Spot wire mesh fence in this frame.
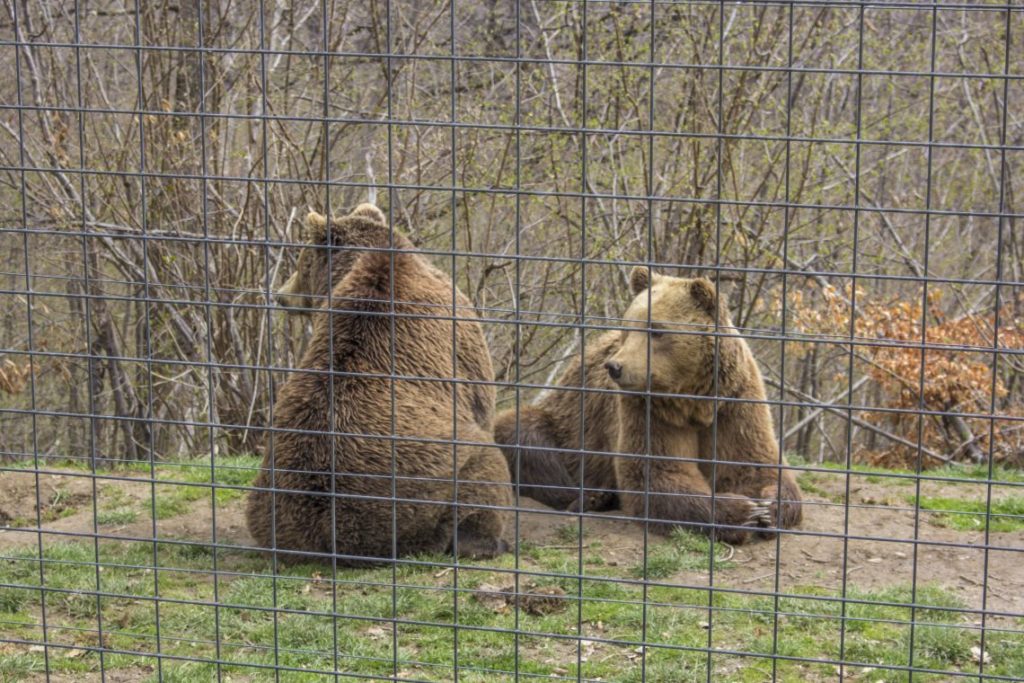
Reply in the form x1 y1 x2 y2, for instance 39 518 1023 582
1 0 1023 681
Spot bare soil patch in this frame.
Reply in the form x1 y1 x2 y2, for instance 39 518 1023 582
514 478 1024 624
0 468 249 552
25 666 158 682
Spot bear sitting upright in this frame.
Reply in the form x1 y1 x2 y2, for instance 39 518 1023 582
246 204 512 564
494 267 802 544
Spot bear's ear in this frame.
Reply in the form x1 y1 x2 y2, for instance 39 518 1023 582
690 278 720 316
629 266 659 295
305 210 327 230
304 210 328 243
349 203 387 224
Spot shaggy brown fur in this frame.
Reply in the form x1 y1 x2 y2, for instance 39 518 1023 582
246 205 512 564
494 267 802 544
274 204 496 432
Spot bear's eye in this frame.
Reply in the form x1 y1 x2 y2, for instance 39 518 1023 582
650 330 665 340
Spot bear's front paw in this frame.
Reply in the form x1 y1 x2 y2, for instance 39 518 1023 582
751 484 778 529
711 493 764 545
753 483 801 536
750 502 773 526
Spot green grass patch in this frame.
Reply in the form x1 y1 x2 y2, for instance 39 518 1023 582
789 454 1024 486
632 529 735 579
96 508 139 525
910 495 1024 532
2 537 1023 681
795 471 847 502
0 586 31 613
554 521 581 544
151 455 261 519
4 456 154 474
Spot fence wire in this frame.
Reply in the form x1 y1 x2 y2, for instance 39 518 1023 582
1 1 1023 682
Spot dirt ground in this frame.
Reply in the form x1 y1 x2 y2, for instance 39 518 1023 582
0 469 249 552
27 667 161 683
516 480 1024 627
1 467 1022 626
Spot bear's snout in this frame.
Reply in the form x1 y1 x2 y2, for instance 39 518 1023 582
275 271 306 311
274 290 301 310
604 360 623 381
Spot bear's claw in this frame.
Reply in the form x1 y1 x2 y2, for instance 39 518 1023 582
748 501 774 527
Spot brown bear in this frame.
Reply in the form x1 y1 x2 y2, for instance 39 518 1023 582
274 204 497 432
246 204 512 564
494 267 802 544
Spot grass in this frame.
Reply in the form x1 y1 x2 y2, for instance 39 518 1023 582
790 455 1024 487
1 456 1023 681
5 455 262 527
795 456 1024 521
632 528 735 579
909 495 1024 532
554 522 581 544
795 472 846 503
95 508 139 526
149 454 259 519
3 536 1021 681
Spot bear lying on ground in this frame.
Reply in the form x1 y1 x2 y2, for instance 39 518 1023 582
246 204 512 564
494 267 802 544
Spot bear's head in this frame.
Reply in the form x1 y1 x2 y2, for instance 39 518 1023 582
276 203 404 312
604 267 737 400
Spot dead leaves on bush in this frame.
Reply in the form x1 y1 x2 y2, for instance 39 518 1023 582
0 359 30 395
